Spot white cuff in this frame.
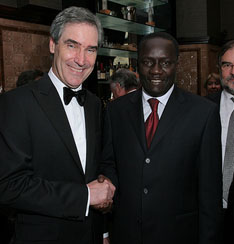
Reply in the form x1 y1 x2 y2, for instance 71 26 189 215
85 185 90 216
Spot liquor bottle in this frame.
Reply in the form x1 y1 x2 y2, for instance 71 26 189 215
106 65 110 80
109 59 114 77
100 63 106 80
97 62 101 80
102 0 108 10
99 0 110 15
147 2 155 26
148 2 154 23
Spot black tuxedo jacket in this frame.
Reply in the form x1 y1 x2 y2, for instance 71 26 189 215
0 74 103 244
101 87 223 244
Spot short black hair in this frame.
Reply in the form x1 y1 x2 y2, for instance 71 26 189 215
16 69 44 87
138 32 179 60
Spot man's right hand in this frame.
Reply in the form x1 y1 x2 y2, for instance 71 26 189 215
87 178 115 206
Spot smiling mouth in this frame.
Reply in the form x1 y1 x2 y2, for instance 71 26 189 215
69 65 84 73
151 79 162 84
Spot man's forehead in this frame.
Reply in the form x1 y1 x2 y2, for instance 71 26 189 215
59 23 98 46
222 47 234 59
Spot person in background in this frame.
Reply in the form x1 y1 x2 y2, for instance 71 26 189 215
16 69 44 87
206 39 234 244
109 68 139 100
204 72 222 95
0 6 115 244
99 32 223 244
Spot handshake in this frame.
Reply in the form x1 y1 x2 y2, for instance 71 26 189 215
87 175 116 213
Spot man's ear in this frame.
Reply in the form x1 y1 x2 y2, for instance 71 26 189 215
49 38 55 54
115 83 121 95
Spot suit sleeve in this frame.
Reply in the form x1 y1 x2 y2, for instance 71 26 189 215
0 92 88 221
198 104 223 244
99 105 118 189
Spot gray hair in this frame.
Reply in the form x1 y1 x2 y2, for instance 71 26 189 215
50 6 103 46
109 68 139 91
218 39 234 66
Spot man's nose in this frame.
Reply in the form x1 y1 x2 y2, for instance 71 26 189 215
150 62 163 74
74 49 86 66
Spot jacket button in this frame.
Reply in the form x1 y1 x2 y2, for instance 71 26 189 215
145 158 150 164
143 188 148 194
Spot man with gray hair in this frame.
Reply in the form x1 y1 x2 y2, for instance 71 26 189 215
109 68 139 100
206 39 234 244
0 6 115 244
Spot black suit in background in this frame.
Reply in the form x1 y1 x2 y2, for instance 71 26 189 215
206 91 222 106
0 74 103 244
206 91 234 244
100 87 223 244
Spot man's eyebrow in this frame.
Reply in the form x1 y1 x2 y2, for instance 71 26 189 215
64 39 78 44
64 39 97 50
88 45 98 50
221 61 232 64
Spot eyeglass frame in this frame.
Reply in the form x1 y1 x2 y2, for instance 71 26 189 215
220 61 234 71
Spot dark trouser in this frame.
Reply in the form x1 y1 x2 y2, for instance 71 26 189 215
0 214 14 244
223 208 234 244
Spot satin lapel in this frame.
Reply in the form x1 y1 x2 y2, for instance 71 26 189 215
32 75 85 175
151 86 186 148
128 90 148 153
83 92 98 179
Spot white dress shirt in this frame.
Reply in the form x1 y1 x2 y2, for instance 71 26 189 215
142 84 174 121
220 90 234 208
48 68 90 215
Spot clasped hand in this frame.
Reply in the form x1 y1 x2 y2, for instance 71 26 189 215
87 175 115 213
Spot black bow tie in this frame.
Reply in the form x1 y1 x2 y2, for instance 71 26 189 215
63 87 86 106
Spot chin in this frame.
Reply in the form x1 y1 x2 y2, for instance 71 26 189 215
147 90 162 97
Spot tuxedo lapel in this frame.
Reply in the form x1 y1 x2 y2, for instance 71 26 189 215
150 86 186 148
32 75 85 175
128 90 148 152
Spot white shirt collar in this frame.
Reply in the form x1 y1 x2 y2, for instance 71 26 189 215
222 89 234 102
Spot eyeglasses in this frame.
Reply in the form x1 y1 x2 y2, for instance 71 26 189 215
221 62 234 71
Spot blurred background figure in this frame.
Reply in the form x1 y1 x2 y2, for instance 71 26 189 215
16 69 44 87
109 68 140 100
204 72 222 95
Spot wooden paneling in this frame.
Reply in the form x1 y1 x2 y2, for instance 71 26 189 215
177 43 220 96
0 18 50 92
177 49 199 94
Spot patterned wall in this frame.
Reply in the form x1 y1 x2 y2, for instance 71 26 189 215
177 50 199 94
177 44 220 96
0 18 50 92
